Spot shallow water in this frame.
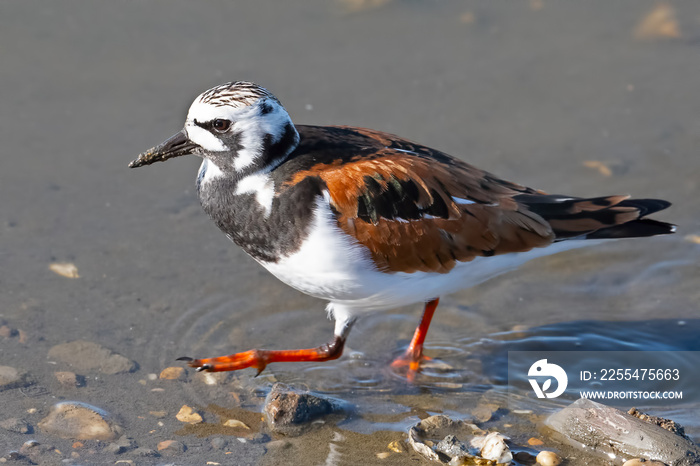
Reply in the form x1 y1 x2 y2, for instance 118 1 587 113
2 1 700 464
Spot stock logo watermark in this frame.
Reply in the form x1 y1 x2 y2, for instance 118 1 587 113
528 359 568 399
508 351 698 407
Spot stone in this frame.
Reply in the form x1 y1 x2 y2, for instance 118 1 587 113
175 405 203 424
387 440 407 453
263 383 343 436
471 404 495 423
54 371 84 388
0 418 32 434
210 437 228 450
536 450 562 466
48 262 79 278
38 401 122 440
545 398 700 466
105 436 135 454
18 440 58 464
0 325 16 338
159 366 186 380
132 447 159 457
223 419 249 429
104 443 126 454
47 340 137 374
0 366 31 390
193 370 231 385
157 440 186 456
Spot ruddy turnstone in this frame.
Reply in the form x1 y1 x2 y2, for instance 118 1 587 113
130 81 674 380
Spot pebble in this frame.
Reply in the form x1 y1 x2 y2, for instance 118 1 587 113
193 370 230 385
0 366 31 390
210 437 228 450
157 440 186 456
387 440 406 453
623 460 668 466
104 443 126 454
17 440 59 464
48 340 137 374
159 366 186 380
175 405 203 424
38 401 122 440
223 419 250 429
471 405 494 423
3 452 32 465
48 262 80 278
0 325 16 338
536 450 563 466
376 452 391 459
54 371 83 388
0 418 32 434
105 436 135 454
132 447 159 457
528 437 545 446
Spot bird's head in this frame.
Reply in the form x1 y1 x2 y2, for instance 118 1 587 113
129 81 299 177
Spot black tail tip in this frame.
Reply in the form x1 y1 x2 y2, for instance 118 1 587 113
586 219 676 240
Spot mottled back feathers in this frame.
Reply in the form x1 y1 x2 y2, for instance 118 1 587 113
272 126 673 274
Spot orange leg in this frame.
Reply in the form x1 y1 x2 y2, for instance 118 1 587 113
178 335 346 375
391 298 439 382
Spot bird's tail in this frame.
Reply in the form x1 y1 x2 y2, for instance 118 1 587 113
514 194 675 241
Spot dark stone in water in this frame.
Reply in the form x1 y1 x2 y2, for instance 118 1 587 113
263 383 346 436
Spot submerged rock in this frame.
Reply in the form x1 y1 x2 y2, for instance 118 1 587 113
263 383 345 436
545 398 700 466
38 401 122 440
47 340 137 374
0 365 32 390
157 439 186 456
54 371 84 388
0 417 33 434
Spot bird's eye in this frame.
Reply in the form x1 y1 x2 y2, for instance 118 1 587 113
212 119 231 132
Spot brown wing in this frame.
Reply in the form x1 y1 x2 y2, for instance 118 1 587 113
285 133 555 274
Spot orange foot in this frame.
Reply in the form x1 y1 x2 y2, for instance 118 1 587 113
391 348 433 382
177 335 346 375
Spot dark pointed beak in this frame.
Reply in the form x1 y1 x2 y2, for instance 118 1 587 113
129 130 200 168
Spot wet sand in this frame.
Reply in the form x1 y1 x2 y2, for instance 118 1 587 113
2 1 699 464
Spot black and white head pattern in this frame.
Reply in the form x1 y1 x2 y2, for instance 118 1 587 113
185 81 299 176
